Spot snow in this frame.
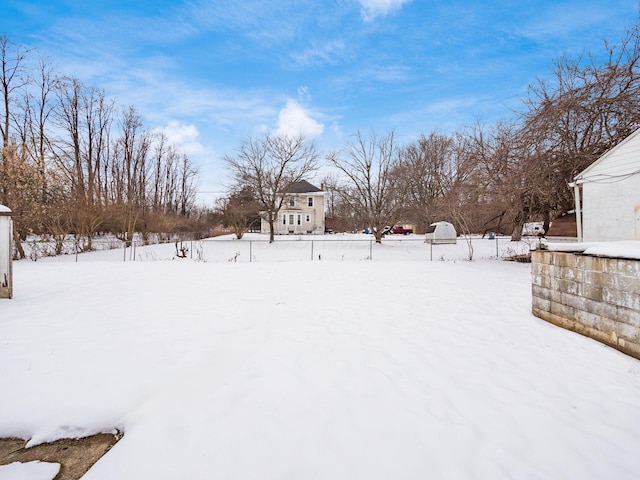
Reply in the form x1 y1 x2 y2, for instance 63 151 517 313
544 240 640 260
0 462 59 480
25 232 537 263
2 235 640 479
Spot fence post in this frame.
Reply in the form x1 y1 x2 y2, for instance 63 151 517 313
369 240 373 261
123 241 126 262
250 241 253 263
311 240 314 261
496 236 499 258
430 241 433 261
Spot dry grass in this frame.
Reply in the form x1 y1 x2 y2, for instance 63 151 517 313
0 432 121 480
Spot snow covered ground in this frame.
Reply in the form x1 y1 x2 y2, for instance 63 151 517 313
0 461 59 480
1 235 640 479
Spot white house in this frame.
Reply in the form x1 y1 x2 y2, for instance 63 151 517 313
261 180 325 235
572 128 640 242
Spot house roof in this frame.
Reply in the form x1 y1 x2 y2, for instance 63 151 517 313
575 127 640 184
282 180 322 194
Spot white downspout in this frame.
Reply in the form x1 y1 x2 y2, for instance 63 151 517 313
570 181 583 242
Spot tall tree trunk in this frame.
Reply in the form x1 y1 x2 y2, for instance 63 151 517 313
268 212 275 243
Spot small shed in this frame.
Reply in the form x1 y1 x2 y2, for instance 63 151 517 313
425 221 457 244
0 205 14 299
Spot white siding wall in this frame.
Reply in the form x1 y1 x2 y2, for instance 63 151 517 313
578 130 640 242
582 176 640 241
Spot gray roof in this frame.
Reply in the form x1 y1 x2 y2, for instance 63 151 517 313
283 180 322 193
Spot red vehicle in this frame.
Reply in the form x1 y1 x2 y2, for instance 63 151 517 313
391 225 413 235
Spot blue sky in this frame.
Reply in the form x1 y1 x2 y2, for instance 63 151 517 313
2 0 638 202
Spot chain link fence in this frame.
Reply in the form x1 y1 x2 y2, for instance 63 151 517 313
17 234 542 263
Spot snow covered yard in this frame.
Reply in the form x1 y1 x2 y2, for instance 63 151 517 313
1 237 640 479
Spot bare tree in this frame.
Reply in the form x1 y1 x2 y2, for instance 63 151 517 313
0 36 31 150
449 122 533 239
518 24 640 232
0 35 32 210
151 133 173 213
396 131 455 231
218 186 260 239
52 77 84 205
225 134 319 243
1 142 42 258
19 56 59 204
0 36 206 250
110 106 151 242
177 152 197 216
52 77 115 249
434 129 484 253
328 130 406 243
82 85 113 210
318 173 357 232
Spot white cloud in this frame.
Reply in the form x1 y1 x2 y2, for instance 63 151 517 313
297 86 311 103
154 121 206 156
289 40 348 67
358 0 411 22
274 99 324 138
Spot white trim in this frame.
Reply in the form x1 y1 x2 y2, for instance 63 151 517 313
572 183 583 242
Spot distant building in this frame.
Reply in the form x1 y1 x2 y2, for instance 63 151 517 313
545 212 577 242
572 128 640 242
425 221 457 244
261 180 325 235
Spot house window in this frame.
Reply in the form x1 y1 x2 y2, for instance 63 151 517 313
283 215 287 225
308 197 313 207
289 197 295 207
289 214 294 225
297 215 301 225
306 214 310 222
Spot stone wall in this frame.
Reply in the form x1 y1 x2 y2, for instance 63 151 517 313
531 250 640 359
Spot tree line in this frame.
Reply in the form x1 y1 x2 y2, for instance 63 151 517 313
4 23 640 253
223 25 640 243
0 35 201 258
